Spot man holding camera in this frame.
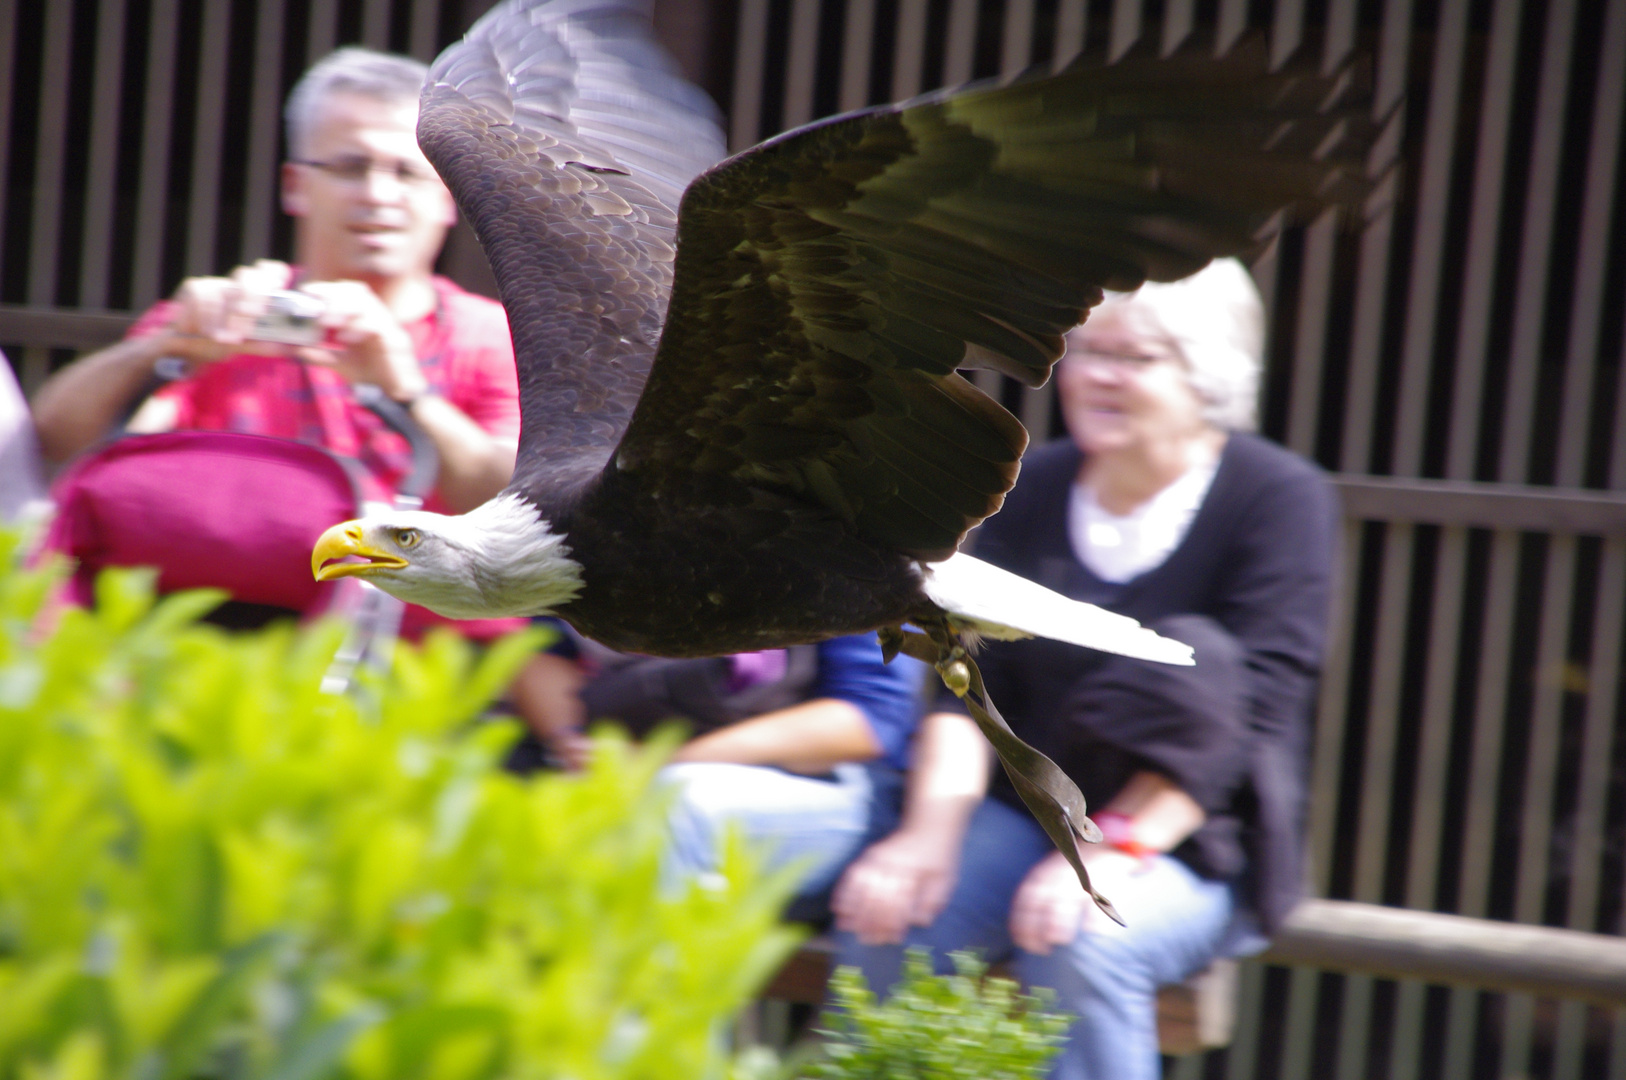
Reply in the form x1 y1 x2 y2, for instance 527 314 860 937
32 48 518 517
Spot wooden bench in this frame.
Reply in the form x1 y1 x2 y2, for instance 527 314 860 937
764 937 1240 1057
763 898 1626 1056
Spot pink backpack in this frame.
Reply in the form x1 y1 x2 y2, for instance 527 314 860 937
42 425 524 648
44 431 364 617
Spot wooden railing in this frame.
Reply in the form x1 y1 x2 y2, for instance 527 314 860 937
0 304 135 353
766 899 1626 1055
1266 901 1626 1009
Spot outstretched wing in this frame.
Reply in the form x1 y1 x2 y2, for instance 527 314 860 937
417 0 725 499
615 36 1381 560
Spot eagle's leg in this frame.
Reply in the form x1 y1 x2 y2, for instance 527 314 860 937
878 623 1125 926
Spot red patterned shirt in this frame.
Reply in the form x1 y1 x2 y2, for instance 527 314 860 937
130 273 521 514
125 273 526 640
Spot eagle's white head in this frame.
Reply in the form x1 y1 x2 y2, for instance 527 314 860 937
310 493 584 619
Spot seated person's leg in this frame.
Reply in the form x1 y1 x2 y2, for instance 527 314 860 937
833 797 1052 997
1017 854 1236 1080
662 760 896 906
511 630 924 921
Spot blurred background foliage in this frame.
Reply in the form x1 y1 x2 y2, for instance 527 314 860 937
0 530 803 1080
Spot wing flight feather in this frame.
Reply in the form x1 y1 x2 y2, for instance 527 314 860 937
424 0 1383 558
615 33 1385 559
417 0 726 500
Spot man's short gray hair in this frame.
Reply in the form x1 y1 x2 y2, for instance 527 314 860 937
284 47 429 158
1093 258 1266 432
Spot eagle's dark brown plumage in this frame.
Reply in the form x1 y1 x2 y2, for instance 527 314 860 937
318 0 1387 915
412 0 1378 652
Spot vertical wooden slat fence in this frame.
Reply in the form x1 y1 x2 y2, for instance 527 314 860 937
834 0 872 112
307 0 341 67
79 0 129 313
410 0 444 64
1052 0 1083 69
0 0 493 392
1444 0 1518 485
0 0 18 306
728 0 769 161
718 2 1626 1078
2 1 1624 1077
18 0 76 394
184 0 233 280
240 0 289 264
129 0 180 311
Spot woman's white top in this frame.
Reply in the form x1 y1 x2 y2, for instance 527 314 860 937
1068 460 1218 584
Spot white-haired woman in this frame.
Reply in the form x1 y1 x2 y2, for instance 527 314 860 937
830 259 1337 1080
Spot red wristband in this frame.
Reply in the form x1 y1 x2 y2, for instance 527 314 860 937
1093 811 1155 860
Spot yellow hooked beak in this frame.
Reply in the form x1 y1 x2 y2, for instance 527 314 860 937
312 520 410 581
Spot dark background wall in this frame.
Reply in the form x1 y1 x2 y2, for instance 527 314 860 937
2 2 1624 1078
0 0 734 384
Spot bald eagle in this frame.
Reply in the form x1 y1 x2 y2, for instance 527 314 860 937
312 0 1378 916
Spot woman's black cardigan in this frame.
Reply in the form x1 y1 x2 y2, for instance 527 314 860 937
948 433 1338 932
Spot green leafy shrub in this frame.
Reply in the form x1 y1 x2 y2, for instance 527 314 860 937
0 531 802 1080
806 950 1070 1080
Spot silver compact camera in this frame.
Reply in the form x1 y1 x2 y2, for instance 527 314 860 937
250 290 326 346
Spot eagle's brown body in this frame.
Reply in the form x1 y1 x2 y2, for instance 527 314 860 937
416 3 1378 661
319 0 1389 909
544 470 931 656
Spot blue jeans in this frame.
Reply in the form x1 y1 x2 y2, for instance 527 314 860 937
836 797 1238 1080
662 761 902 919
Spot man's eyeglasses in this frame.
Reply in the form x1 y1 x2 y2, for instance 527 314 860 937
294 156 441 186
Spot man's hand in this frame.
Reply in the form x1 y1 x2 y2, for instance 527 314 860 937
164 265 430 403
32 259 308 461
509 653 592 770
1008 846 1140 954
163 259 300 365
295 279 428 402
831 826 963 946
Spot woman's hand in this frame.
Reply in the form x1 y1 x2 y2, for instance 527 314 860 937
1009 846 1142 954
831 825 964 946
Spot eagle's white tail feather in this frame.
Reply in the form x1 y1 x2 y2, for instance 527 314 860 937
921 552 1195 665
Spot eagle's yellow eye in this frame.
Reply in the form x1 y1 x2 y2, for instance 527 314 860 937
396 529 420 548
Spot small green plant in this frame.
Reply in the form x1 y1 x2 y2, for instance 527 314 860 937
0 530 803 1080
807 950 1070 1080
